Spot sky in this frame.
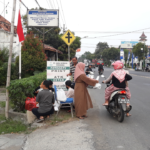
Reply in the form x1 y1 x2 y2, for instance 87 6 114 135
1 0 150 56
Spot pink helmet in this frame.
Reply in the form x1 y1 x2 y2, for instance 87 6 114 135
112 60 124 70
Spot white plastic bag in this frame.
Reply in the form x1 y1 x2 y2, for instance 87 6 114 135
57 89 67 102
93 83 101 89
96 76 99 81
63 76 71 85
53 101 60 111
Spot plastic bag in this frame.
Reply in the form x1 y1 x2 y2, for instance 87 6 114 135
93 83 101 89
63 76 71 85
96 76 99 81
53 101 60 111
57 89 67 102
25 97 37 111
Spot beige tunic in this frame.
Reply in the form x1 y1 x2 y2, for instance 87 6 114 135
74 74 98 117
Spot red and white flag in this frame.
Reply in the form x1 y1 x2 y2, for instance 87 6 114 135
17 10 24 42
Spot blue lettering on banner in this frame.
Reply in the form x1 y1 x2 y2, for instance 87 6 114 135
29 11 57 15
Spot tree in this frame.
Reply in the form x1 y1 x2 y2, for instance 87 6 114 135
133 42 148 61
94 42 109 59
20 32 47 77
102 47 120 66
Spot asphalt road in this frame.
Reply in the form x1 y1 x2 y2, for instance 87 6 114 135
85 67 150 150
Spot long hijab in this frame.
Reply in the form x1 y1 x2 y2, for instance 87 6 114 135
74 62 85 82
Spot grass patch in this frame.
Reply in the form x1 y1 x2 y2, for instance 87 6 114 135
0 114 27 134
45 109 76 126
0 101 5 108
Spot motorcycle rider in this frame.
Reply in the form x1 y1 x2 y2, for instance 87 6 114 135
98 63 104 74
85 65 92 75
102 60 132 117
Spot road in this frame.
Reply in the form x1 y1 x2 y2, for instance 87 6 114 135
85 67 150 150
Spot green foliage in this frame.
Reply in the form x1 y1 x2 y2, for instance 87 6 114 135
0 114 27 134
20 32 47 77
7 72 46 112
95 42 109 59
0 102 5 108
102 47 120 62
133 43 148 61
78 51 95 62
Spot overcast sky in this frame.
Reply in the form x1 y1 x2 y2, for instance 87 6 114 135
1 0 150 56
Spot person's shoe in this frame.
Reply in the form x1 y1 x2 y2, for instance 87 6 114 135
103 102 108 106
36 118 44 123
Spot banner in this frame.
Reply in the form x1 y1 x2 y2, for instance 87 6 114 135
76 48 81 52
47 61 70 91
127 51 130 60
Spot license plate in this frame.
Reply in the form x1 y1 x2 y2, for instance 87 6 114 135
118 98 129 103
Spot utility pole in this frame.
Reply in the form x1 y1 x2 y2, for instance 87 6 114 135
63 24 65 34
5 0 16 119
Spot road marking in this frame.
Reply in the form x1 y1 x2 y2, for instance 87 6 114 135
117 146 124 149
130 74 150 79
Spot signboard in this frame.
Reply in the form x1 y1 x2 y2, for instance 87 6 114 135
27 9 59 27
121 41 138 48
120 49 124 60
61 30 76 46
47 61 70 91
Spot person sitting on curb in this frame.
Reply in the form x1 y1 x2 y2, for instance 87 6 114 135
65 80 74 99
32 80 54 123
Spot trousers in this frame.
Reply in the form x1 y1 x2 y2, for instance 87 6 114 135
32 107 54 119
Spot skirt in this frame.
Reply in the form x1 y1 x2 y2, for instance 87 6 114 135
105 84 131 101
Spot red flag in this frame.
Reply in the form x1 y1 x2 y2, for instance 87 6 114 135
76 48 81 52
17 10 24 42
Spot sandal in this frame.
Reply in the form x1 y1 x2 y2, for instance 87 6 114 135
77 116 84 119
126 113 131 117
82 115 88 118
103 103 108 106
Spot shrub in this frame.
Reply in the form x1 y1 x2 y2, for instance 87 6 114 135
20 32 47 77
7 72 46 112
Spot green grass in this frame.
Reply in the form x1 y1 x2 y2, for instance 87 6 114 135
0 114 27 134
0 101 5 108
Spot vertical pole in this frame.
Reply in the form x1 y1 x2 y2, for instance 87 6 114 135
19 42 21 79
132 53 133 69
68 45 70 61
43 28 45 50
19 0 21 79
5 0 16 119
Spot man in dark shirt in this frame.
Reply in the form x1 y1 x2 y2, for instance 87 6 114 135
86 65 92 75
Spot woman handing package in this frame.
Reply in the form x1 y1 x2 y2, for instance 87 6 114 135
74 62 99 119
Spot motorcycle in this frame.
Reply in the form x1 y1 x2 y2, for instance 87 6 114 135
99 69 104 75
101 75 132 122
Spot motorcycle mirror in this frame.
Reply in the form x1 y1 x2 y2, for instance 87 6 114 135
101 75 105 78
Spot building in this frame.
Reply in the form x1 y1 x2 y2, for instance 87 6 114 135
0 15 18 56
44 44 63 61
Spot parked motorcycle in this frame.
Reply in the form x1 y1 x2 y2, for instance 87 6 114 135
101 75 132 122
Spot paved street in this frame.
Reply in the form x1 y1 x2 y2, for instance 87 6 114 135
85 67 150 150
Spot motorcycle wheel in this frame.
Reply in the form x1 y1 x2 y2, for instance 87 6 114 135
117 104 124 122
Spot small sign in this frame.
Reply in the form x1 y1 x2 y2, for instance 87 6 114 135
47 61 70 91
61 30 76 46
76 48 81 52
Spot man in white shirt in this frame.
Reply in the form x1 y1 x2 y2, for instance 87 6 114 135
65 80 74 99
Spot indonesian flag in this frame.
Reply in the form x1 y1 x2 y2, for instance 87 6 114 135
76 48 81 52
17 10 24 42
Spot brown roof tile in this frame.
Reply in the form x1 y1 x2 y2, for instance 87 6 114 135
44 44 63 54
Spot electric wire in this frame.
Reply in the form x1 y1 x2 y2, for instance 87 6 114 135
59 0 67 27
77 27 150 39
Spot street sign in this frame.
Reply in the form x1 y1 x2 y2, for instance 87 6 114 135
47 61 70 91
61 30 76 46
27 9 59 27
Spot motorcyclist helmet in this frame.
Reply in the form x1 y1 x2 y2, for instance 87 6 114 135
112 60 124 70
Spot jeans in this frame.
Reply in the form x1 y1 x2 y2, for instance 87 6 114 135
32 107 54 119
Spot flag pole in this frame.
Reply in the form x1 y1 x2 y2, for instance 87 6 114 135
19 0 21 79
5 0 17 119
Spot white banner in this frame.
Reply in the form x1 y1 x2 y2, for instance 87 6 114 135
27 10 59 27
47 61 70 91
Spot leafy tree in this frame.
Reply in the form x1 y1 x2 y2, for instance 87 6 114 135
94 42 109 59
20 32 47 77
102 47 120 66
133 42 148 61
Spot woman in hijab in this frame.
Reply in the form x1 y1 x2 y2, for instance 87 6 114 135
74 62 98 119
102 61 132 116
